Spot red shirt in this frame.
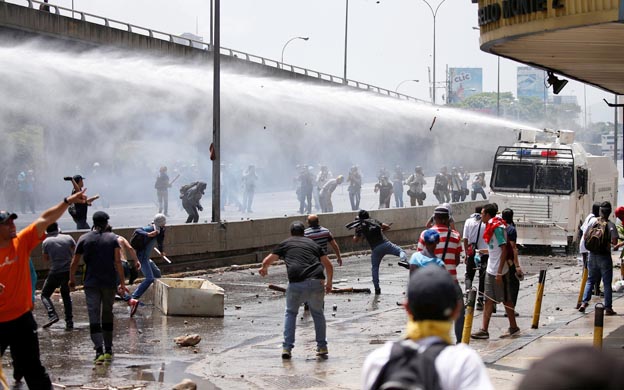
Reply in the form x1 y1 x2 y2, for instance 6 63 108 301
0 223 45 322
417 225 462 281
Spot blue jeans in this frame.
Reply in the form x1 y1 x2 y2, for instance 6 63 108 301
371 241 407 291
283 279 327 351
582 253 613 308
132 239 161 300
393 184 403 207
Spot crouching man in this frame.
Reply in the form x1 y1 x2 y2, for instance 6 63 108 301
259 221 333 360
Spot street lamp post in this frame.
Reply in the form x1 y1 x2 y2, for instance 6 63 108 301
211 0 221 223
280 36 309 70
344 0 349 84
395 79 419 93
421 0 448 105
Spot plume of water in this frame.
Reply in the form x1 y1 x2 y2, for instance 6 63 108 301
0 40 539 208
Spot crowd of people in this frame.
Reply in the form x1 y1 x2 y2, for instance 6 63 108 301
1 170 622 388
292 164 489 215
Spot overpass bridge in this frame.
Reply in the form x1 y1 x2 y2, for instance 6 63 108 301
0 0 427 104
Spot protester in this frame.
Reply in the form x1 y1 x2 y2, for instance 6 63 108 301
347 166 362 211
0 189 87 389
352 209 407 295
66 175 99 230
579 201 619 315
579 202 603 298
417 205 465 342
69 211 127 365
40 222 76 330
471 204 519 340
362 266 493 390
154 166 172 216
319 175 344 213
462 206 488 308
127 214 167 316
259 221 333 359
180 181 207 223
501 208 523 314
408 229 445 275
241 165 258 213
304 214 342 266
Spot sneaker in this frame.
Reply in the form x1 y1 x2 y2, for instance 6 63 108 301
42 315 59 329
397 260 410 270
65 321 74 331
579 303 588 313
317 347 329 359
374 288 381 295
129 298 140 317
94 353 106 365
500 327 521 338
103 352 113 363
471 329 490 340
281 348 292 360
605 308 618 316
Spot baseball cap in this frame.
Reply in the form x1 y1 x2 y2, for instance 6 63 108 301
423 229 440 244
616 206 624 220
0 211 17 224
358 209 370 220
92 211 110 228
434 205 450 215
407 265 458 321
73 174 85 182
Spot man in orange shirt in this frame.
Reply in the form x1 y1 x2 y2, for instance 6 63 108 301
0 190 87 389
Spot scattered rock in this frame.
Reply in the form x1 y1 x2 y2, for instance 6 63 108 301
184 320 188 325
172 378 197 390
333 304 338 311
235 305 242 310
174 334 202 347
250 272 255 275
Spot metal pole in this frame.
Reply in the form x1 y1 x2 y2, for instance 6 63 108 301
614 94 618 164
432 14 436 105
212 0 221 223
343 0 349 84
583 84 587 130
210 0 213 49
497 56 500 116
421 0 447 105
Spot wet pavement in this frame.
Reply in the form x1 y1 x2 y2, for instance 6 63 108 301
4 250 624 389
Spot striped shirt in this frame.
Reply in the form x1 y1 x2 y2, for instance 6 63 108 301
304 226 334 253
417 225 462 281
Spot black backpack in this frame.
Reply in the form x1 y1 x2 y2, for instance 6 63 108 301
371 340 447 390
129 229 147 251
584 219 610 253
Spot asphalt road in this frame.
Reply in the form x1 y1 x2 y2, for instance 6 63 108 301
5 249 621 389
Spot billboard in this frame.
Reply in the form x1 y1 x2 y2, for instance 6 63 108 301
448 68 482 104
517 66 546 100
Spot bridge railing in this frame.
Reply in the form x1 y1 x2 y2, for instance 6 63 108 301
4 0 428 104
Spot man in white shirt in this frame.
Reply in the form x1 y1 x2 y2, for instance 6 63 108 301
362 266 492 390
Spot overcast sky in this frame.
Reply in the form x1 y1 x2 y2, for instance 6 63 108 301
53 0 617 124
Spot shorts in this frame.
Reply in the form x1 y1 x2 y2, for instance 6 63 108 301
484 272 511 303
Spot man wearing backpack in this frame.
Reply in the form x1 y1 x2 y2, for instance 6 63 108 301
579 201 619 315
127 214 167 317
362 266 492 390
